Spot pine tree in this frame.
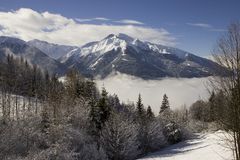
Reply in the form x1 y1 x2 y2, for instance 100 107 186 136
90 87 110 132
136 94 150 154
89 97 100 134
136 94 145 121
98 87 111 129
43 70 50 100
146 105 155 121
160 94 170 114
208 91 216 121
88 82 99 130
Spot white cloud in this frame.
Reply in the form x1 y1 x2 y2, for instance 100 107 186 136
187 22 226 32
187 23 212 28
0 8 176 46
114 19 144 25
75 18 143 25
75 17 110 22
75 18 92 22
94 17 110 21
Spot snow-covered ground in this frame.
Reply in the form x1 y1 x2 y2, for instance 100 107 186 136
139 131 233 160
0 94 42 119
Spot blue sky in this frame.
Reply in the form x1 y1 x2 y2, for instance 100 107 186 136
0 0 239 57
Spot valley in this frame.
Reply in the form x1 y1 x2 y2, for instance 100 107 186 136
95 73 210 113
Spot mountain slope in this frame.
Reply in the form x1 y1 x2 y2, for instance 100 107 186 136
0 36 67 75
61 33 226 79
28 39 78 59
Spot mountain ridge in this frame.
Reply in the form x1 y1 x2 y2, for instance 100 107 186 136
61 33 226 79
0 34 227 79
0 36 67 75
27 39 78 59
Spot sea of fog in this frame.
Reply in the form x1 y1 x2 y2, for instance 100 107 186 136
95 73 211 114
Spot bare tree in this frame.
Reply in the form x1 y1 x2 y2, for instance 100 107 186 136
212 22 240 160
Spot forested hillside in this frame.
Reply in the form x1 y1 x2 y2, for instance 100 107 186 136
0 54 203 160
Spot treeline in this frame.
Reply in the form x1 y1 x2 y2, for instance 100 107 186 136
0 54 65 123
189 91 224 123
0 55 192 160
0 54 48 98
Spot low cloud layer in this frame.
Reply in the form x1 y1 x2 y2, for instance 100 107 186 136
96 73 210 114
0 8 176 46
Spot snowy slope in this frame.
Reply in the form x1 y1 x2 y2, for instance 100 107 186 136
0 93 43 119
28 39 78 59
81 34 131 56
139 131 233 160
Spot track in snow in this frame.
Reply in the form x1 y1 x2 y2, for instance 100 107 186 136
139 131 233 160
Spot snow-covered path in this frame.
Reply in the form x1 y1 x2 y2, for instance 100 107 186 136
139 131 233 160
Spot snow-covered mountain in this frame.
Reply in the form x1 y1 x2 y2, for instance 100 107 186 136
0 34 227 79
28 39 78 59
61 33 227 79
0 36 67 75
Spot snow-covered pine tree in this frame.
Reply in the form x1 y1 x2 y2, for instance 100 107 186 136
136 94 145 122
208 91 216 121
97 87 111 130
159 94 170 114
100 114 139 160
146 105 155 121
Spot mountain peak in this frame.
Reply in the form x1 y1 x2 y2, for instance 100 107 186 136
104 34 115 39
116 33 134 42
78 33 137 56
29 39 49 44
104 33 135 43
